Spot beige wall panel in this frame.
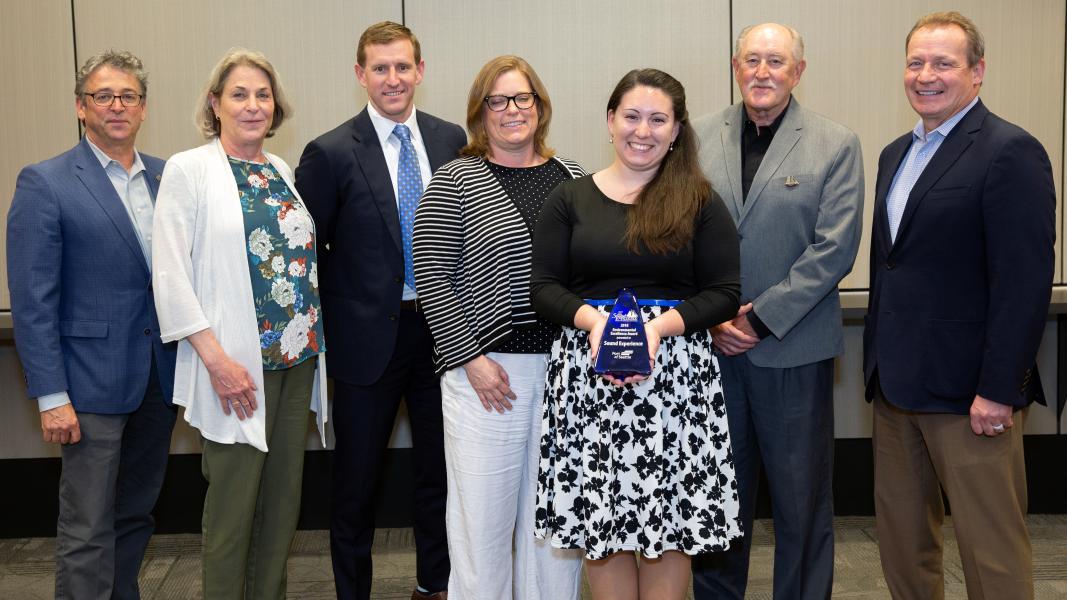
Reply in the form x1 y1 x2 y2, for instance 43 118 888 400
73 0 401 168
0 0 79 310
408 0 732 172
733 1 1065 288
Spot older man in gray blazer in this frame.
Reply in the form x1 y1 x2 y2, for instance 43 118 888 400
690 23 864 600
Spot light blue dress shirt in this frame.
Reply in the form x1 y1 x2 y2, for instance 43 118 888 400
86 138 155 264
886 96 979 242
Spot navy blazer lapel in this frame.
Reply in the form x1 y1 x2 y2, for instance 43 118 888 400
73 138 150 274
351 109 403 252
417 111 453 172
144 158 163 199
719 106 744 219
875 135 911 252
740 101 802 225
893 101 986 246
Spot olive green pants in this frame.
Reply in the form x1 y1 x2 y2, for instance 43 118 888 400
200 359 316 600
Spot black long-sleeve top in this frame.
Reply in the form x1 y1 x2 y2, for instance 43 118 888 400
531 175 741 334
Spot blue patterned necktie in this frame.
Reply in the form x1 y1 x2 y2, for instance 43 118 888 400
393 123 423 289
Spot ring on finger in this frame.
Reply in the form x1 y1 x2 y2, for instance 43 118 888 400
992 423 1006 433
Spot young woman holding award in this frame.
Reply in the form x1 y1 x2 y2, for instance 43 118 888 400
531 68 743 599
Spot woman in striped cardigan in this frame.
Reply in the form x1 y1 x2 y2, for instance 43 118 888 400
411 55 585 599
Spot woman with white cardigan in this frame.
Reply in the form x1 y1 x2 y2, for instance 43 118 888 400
152 48 326 600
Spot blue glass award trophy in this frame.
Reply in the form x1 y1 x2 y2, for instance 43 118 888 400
594 288 651 378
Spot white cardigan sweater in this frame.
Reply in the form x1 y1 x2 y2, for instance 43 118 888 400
153 139 327 451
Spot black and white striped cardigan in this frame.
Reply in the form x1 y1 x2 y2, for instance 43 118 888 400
412 155 586 373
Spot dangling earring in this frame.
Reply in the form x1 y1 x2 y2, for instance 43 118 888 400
669 142 675 152
609 136 614 144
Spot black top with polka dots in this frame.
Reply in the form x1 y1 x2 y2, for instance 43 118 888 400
485 159 569 354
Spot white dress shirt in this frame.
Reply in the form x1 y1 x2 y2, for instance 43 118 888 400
365 103 433 301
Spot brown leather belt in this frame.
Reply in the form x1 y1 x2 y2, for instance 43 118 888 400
400 299 421 312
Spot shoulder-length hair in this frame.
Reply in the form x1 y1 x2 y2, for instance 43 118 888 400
461 55 554 159
194 48 292 139
608 68 709 255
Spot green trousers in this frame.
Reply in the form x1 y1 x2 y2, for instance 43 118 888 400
200 358 316 600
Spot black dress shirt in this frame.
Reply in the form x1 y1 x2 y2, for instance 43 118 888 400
738 101 791 339
740 101 790 202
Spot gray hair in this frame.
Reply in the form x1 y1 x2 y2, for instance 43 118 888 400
74 50 148 97
195 47 292 139
734 23 805 63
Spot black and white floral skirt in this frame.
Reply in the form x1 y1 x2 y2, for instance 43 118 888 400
534 305 742 560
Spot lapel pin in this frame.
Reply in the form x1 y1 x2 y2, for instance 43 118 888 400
784 175 799 187
155 174 162 181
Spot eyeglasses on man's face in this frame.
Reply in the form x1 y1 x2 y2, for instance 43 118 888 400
83 91 144 107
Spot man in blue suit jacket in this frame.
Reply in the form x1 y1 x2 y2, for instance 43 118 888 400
864 12 1054 599
7 51 177 600
294 22 465 600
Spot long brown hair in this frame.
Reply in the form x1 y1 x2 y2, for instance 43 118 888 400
607 69 709 255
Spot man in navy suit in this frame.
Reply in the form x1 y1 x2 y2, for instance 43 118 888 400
864 11 1054 599
295 21 465 600
7 50 177 600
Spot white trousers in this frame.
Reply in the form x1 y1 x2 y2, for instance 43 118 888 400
442 352 583 600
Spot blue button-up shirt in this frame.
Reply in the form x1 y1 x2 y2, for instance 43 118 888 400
886 96 979 242
86 138 155 264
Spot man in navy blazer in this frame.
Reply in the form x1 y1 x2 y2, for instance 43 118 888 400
6 51 177 600
295 21 465 600
864 12 1054 599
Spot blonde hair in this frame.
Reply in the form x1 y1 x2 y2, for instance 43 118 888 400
195 48 291 139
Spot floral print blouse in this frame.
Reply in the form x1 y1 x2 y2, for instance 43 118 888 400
228 156 325 369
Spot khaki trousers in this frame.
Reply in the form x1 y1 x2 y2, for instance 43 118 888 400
201 359 316 600
872 395 1032 600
